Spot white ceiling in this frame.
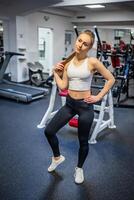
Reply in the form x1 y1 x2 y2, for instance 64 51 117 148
52 0 134 13
50 0 134 27
0 0 134 27
0 0 62 17
0 0 134 17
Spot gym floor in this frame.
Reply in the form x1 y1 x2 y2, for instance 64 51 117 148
0 93 134 200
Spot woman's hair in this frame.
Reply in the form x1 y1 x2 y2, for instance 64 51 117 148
80 30 95 48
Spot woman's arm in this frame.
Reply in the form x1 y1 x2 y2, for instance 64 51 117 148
93 58 115 100
84 58 115 103
53 63 69 90
52 52 75 90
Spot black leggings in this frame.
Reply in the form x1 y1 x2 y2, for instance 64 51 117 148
44 95 94 168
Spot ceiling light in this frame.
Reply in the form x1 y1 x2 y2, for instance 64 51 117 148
85 5 105 9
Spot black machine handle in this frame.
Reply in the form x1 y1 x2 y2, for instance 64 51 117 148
5 51 24 57
94 26 102 49
73 26 79 37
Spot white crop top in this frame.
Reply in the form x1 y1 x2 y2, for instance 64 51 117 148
67 58 93 91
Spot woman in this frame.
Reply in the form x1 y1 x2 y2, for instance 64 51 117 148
44 30 115 184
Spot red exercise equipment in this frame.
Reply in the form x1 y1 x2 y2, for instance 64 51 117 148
69 117 78 128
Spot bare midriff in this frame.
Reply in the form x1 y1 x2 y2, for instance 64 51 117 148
68 89 91 99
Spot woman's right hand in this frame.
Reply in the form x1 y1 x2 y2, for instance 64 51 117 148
53 62 65 73
53 62 65 78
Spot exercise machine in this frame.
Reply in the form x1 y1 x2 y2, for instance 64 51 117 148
112 34 134 108
37 82 116 144
0 51 48 102
27 62 51 88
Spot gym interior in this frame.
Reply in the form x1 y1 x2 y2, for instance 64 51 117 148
0 0 134 199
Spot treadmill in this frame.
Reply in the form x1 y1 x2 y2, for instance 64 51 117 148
0 51 48 102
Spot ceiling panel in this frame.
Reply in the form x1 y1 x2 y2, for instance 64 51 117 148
52 1 134 13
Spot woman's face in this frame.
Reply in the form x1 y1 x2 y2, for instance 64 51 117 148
75 33 92 54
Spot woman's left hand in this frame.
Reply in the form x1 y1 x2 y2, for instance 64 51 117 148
83 95 101 104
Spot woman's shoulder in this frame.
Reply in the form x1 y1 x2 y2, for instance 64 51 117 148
88 57 98 64
87 57 99 73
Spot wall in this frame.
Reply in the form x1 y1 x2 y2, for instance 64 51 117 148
2 12 74 82
25 12 74 72
3 17 18 81
24 11 74 81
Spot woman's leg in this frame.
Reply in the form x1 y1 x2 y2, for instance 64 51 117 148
44 104 75 157
77 104 94 168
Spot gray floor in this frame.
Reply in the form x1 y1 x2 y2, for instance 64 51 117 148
0 94 134 200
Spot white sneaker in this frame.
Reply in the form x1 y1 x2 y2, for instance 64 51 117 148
48 155 65 172
74 167 84 184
